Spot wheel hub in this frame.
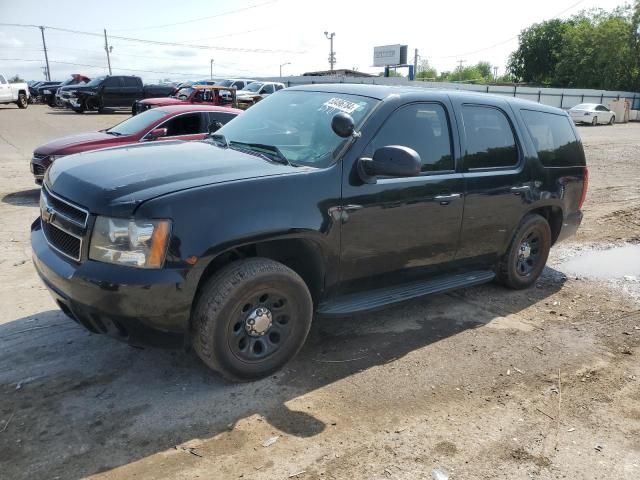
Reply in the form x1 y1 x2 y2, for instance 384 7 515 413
245 307 273 337
519 241 532 260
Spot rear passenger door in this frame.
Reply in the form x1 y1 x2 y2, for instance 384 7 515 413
452 99 531 266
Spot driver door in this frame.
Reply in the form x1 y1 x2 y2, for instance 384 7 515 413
339 101 464 290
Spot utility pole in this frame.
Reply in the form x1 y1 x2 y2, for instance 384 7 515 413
39 26 51 81
457 59 466 81
279 62 291 78
210 59 214 80
104 29 112 75
324 31 335 71
414 48 418 76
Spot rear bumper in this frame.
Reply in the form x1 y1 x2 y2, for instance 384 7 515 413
556 211 583 243
31 220 192 347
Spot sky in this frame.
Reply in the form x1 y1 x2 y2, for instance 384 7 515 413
0 0 630 83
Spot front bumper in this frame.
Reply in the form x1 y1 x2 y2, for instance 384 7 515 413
31 219 192 347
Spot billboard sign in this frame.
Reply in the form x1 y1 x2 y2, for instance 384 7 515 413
373 44 408 67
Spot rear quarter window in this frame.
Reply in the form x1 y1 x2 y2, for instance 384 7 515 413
521 109 585 167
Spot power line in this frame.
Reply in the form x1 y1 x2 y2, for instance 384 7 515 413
109 0 277 31
0 23 304 54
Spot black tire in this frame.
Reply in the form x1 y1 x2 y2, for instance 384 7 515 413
192 258 313 381
591 116 598 126
73 101 85 114
496 213 551 290
16 94 27 109
609 115 615 125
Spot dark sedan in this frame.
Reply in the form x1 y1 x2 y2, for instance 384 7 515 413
30 105 241 183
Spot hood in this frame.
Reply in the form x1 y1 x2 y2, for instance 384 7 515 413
59 84 83 93
138 97 185 106
46 140 302 217
34 131 129 156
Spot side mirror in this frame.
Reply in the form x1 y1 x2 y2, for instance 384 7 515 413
331 112 355 138
148 127 168 140
357 146 422 183
208 121 224 134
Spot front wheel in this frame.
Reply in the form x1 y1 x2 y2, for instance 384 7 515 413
591 116 598 126
16 94 27 109
192 258 313 381
496 213 551 290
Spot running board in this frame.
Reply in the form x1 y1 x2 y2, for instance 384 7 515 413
317 270 495 317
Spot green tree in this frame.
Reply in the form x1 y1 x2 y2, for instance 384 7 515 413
507 19 569 84
416 59 438 80
8 75 24 83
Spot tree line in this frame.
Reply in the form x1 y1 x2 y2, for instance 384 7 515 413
414 2 640 91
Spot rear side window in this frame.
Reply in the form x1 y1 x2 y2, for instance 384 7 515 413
123 77 139 87
208 111 236 125
461 105 518 169
521 110 584 167
104 77 121 87
365 103 454 173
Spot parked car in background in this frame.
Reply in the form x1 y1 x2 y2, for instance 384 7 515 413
32 85 587 381
569 103 616 125
30 104 241 182
29 81 58 102
133 85 239 114
40 74 90 107
69 75 175 113
217 78 256 101
0 74 29 108
235 81 285 106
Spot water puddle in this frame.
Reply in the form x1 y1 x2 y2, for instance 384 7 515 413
560 245 640 281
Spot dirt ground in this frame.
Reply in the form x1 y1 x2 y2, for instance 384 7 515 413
0 104 639 480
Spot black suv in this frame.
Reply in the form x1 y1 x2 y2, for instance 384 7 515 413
32 85 587 381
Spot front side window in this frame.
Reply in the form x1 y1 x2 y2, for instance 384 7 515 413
461 105 518 169
521 110 584 167
103 77 121 87
262 84 275 94
85 76 106 87
216 90 377 167
163 113 204 136
363 103 454 173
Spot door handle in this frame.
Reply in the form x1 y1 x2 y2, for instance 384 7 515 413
434 193 462 205
343 204 363 212
510 185 531 195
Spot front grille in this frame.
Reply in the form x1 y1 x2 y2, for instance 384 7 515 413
32 164 46 176
32 153 47 161
42 186 89 227
42 220 82 261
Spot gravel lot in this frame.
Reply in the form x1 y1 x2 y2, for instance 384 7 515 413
0 104 639 480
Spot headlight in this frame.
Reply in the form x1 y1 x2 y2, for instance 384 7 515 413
89 216 171 268
48 155 65 162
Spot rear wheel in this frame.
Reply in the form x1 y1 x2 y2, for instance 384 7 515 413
608 115 615 125
496 214 551 290
16 94 27 109
591 116 598 126
192 258 313 381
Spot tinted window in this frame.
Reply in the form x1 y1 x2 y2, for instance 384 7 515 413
521 110 584 167
263 84 275 94
275 84 284 91
163 113 204 136
462 105 518 169
365 103 454 173
595 105 608 112
123 77 139 87
207 111 237 126
103 77 121 87
0 75 6 84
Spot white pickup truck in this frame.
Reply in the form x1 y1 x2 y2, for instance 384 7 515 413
0 74 29 109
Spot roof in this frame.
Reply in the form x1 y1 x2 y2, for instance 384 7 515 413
154 104 243 115
192 85 237 91
286 83 566 114
303 69 376 78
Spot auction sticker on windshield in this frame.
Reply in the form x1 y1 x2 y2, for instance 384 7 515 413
319 97 361 114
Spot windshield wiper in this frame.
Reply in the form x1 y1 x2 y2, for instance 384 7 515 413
105 130 122 136
229 141 291 165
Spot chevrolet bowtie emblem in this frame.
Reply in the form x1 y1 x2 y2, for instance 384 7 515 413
42 205 56 223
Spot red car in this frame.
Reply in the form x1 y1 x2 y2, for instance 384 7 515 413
133 85 240 115
31 104 241 183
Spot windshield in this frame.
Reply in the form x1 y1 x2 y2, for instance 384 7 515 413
244 82 263 92
216 90 377 167
60 77 75 86
85 76 106 87
218 80 234 87
107 109 167 136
